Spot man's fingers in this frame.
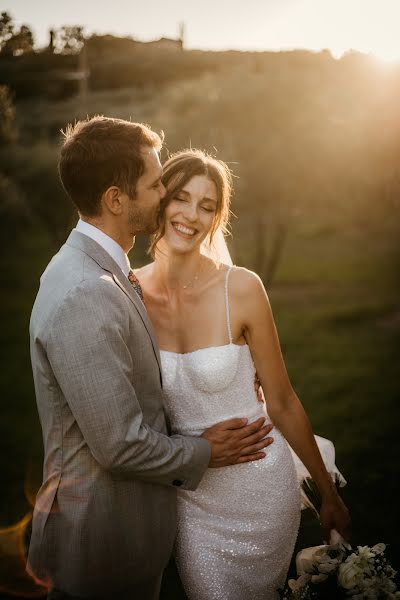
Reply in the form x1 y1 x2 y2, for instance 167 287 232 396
240 437 273 456
237 424 273 446
205 417 275 468
236 452 266 464
239 431 273 451
235 418 270 440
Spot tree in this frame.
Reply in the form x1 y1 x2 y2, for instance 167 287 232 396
0 11 13 52
55 26 84 54
2 24 34 56
0 85 16 145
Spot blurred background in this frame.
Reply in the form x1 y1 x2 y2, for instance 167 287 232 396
0 0 399 597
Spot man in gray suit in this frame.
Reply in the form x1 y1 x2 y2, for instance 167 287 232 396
28 117 273 600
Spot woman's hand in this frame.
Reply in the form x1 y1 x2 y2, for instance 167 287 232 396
320 493 352 543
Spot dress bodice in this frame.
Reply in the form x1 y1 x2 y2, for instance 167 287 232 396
161 343 268 435
160 267 269 436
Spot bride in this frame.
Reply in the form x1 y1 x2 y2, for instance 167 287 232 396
135 149 351 600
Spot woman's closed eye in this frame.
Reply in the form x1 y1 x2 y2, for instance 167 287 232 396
172 195 215 212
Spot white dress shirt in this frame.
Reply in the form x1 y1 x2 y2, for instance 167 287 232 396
75 219 131 277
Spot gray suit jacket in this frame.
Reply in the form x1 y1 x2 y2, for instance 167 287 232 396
28 230 211 597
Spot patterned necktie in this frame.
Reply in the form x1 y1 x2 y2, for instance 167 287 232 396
128 269 145 303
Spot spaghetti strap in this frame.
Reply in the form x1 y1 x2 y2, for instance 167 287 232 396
224 266 233 344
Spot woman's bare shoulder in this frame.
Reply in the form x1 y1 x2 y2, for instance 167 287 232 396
228 266 265 297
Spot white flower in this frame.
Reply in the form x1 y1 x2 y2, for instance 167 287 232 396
357 546 375 561
338 558 361 589
343 552 362 570
372 542 386 555
339 548 375 585
296 545 327 574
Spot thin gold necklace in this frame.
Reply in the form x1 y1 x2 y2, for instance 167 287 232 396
169 259 205 290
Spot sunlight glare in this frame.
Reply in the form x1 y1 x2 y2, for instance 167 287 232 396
267 0 400 63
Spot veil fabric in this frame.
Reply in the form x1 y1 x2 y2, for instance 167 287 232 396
200 227 233 266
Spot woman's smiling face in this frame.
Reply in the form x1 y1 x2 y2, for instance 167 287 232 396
163 175 218 254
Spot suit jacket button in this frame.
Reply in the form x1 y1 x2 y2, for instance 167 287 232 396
172 479 183 486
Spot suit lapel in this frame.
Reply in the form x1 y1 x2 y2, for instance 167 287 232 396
66 230 162 373
112 271 162 372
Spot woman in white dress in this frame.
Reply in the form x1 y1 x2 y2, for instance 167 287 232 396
136 150 351 600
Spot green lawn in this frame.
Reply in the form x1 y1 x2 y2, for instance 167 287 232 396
270 222 400 566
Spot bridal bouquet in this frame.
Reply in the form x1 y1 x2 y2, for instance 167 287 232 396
280 540 400 599
280 477 399 599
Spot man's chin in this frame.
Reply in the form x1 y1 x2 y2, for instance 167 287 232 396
130 224 158 237
146 221 160 235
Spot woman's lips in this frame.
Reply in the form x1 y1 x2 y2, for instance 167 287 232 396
172 222 197 238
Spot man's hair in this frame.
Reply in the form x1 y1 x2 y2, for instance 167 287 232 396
58 116 163 217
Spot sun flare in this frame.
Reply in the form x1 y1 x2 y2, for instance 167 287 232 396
255 0 400 64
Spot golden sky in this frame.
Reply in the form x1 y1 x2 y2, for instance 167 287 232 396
7 0 400 61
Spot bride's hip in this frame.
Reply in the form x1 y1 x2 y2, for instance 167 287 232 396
179 431 298 501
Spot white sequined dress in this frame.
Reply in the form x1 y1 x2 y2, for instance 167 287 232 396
160 267 301 600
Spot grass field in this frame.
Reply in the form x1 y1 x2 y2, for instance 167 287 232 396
271 220 400 565
0 215 399 597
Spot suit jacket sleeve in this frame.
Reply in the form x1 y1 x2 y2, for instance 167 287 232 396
45 278 210 490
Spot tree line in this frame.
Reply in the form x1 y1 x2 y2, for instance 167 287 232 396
0 11 84 56
1 11 400 280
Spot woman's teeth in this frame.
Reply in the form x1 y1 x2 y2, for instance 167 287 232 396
173 223 196 236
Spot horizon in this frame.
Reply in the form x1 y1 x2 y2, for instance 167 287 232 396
4 0 400 63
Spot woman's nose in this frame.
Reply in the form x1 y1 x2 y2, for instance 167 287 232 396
182 201 198 221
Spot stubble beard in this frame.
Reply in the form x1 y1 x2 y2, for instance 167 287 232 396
128 203 159 236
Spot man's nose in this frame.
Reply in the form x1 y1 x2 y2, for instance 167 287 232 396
160 182 167 199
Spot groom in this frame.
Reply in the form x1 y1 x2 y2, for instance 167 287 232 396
28 117 273 600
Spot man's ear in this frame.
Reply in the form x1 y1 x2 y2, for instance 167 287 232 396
102 186 123 216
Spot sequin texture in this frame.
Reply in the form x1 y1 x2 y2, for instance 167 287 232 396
160 343 301 600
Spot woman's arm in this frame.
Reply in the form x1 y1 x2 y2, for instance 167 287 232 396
231 267 351 541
